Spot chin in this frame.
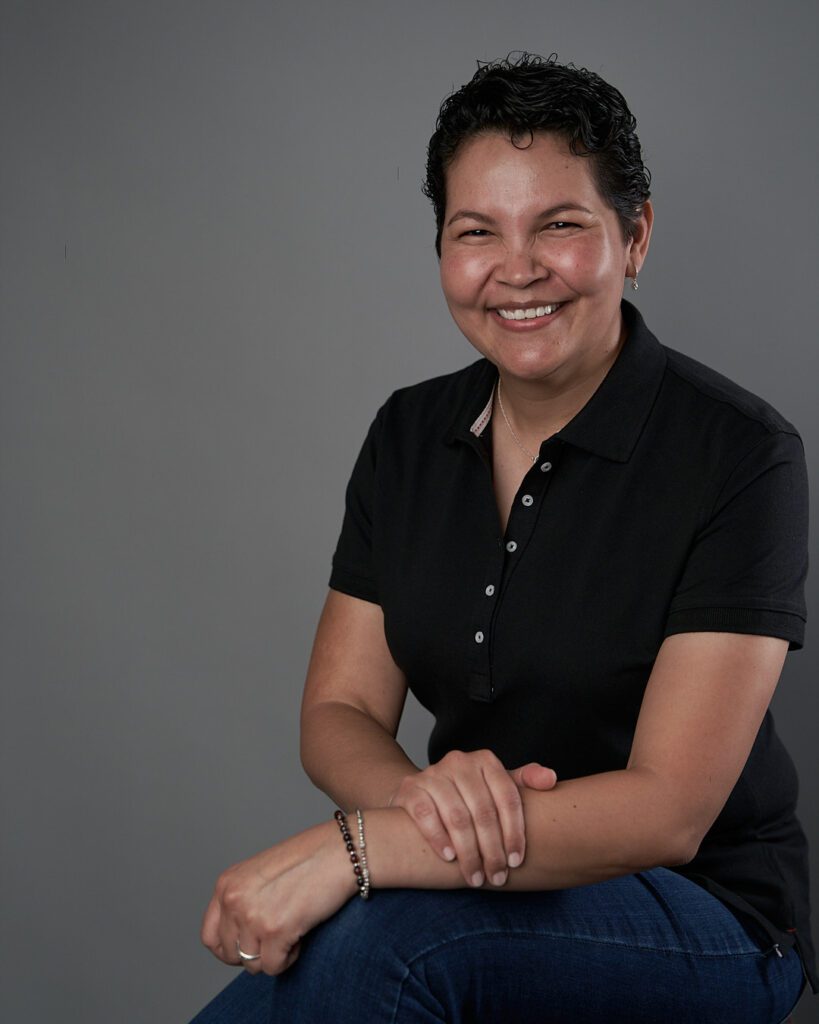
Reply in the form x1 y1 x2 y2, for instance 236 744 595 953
495 348 564 379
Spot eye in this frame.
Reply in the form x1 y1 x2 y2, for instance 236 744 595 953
545 221 579 230
459 228 491 238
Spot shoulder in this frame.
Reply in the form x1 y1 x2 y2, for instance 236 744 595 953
661 344 800 438
617 304 807 512
645 340 805 485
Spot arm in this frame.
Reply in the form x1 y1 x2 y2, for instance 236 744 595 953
300 589 418 809
366 629 790 888
300 588 556 882
203 630 789 975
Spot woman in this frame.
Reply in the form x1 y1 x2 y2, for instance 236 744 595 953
193 54 813 1022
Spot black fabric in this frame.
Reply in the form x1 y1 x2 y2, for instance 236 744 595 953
329 301 815 992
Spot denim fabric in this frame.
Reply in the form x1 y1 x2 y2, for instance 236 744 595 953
190 867 805 1023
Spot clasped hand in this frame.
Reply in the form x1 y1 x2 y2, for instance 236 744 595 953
200 821 356 977
388 749 557 887
201 751 557 977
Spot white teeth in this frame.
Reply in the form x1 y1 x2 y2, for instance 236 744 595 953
497 303 561 320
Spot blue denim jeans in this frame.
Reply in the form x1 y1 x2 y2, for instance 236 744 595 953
190 868 805 1023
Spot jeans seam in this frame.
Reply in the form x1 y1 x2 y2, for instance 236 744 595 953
400 927 771 966
389 932 778 1023
391 962 445 1024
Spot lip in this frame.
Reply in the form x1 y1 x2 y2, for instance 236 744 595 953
492 301 564 311
490 302 569 331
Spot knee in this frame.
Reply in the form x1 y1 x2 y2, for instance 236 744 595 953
299 888 467 984
306 890 426 965
268 893 439 1022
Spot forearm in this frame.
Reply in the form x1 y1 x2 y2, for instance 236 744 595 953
362 767 696 892
207 766 697 972
301 700 419 809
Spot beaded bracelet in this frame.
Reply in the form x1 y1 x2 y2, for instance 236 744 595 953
333 809 371 900
355 809 370 893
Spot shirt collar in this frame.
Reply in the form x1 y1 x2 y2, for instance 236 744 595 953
445 300 667 464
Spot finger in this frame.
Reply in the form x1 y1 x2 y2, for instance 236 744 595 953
200 894 223 952
259 938 301 977
211 940 228 965
284 940 301 971
425 775 486 887
394 781 458 863
216 913 243 968
454 765 511 886
236 930 263 974
484 763 528 871
509 762 558 791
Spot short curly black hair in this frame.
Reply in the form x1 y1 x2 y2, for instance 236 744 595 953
423 52 651 256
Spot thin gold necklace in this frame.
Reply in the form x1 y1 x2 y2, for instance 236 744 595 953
496 378 538 465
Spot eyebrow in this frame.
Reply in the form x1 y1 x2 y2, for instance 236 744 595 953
446 204 593 227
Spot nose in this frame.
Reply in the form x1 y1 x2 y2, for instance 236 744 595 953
495 247 549 289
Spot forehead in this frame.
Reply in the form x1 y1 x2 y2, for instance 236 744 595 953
444 131 603 211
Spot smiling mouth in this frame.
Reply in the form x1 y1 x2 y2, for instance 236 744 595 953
495 303 565 320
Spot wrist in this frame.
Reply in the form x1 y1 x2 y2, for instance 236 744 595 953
357 806 467 891
327 814 368 900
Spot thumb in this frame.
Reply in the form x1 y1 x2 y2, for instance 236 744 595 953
509 762 557 790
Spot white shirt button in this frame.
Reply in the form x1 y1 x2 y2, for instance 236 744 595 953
506 540 518 553
521 494 534 506
540 461 552 473
485 584 495 596
474 631 484 644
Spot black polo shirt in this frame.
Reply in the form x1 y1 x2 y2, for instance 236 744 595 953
329 301 815 990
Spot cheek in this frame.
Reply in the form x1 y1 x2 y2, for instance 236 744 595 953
440 252 491 306
567 237 628 288
540 229 626 286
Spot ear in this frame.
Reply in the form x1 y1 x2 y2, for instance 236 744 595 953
626 199 654 278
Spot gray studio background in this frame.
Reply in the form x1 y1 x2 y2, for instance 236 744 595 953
1 1 817 1021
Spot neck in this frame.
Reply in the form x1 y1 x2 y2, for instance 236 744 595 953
496 330 626 442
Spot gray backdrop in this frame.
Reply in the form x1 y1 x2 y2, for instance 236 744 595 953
1 1 817 1021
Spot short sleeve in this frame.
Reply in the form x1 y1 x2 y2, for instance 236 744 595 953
328 402 387 605
663 430 809 650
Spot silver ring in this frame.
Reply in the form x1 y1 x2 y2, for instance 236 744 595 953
236 941 261 962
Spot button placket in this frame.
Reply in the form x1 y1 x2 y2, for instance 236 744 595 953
466 437 561 704
492 439 561 652
467 533 505 702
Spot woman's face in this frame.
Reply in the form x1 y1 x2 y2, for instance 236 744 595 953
439 131 652 388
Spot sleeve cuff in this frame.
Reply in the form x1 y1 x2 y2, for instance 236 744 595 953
663 606 805 651
328 566 380 606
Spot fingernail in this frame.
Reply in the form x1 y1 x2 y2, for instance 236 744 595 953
492 871 508 886
508 851 522 868
443 846 456 862
471 871 484 887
